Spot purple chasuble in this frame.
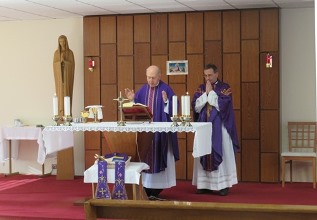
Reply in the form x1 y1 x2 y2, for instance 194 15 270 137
112 161 128 200
95 161 111 199
134 81 179 173
192 80 239 171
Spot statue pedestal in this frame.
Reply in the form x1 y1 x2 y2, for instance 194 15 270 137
57 147 74 180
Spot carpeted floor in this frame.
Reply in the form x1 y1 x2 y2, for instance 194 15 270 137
0 174 316 219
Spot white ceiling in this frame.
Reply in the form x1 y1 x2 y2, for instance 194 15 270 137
0 0 314 22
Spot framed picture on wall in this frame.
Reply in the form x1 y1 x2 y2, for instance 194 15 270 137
166 60 188 75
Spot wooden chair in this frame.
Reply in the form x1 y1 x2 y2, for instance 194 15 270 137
281 122 317 188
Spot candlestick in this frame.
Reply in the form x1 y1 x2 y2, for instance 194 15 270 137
64 96 70 116
172 95 178 116
53 94 58 116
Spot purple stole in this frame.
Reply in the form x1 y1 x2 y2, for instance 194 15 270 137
95 161 111 199
111 161 128 200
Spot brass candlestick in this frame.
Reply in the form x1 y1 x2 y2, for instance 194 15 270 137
171 115 179 127
63 115 72 126
52 115 60 126
113 91 129 126
180 115 192 127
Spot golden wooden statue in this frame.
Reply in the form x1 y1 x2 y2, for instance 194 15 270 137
53 35 75 180
53 35 75 116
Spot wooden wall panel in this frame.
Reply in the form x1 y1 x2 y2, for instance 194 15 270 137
117 16 133 55
85 132 101 150
242 140 260 181
101 85 117 121
169 42 186 84
100 16 116 44
204 41 222 75
101 44 116 85
176 139 187 180
241 10 259 40
151 14 168 55
152 55 168 83
242 40 259 82
242 83 259 139
223 11 240 53
83 8 280 183
260 52 279 109
234 110 241 148
85 132 101 168
204 11 222 41
84 16 100 56
234 110 241 180
186 13 203 54
223 54 241 109
118 56 133 92
134 43 150 84
101 137 110 158
236 152 241 181
261 153 279 182
169 13 185 42
187 151 194 180
84 57 100 106
85 149 100 169
261 110 279 153
187 55 204 101
134 15 150 43
260 9 279 52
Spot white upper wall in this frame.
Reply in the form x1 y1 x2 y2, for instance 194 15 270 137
280 8 316 151
0 8 315 179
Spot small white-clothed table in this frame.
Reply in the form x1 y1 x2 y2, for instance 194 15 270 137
84 162 150 200
0 126 74 175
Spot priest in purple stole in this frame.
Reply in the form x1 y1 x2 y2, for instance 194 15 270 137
192 64 239 196
125 65 179 200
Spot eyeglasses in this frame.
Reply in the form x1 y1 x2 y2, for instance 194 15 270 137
203 74 213 78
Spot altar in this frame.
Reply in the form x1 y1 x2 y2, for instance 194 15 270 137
44 121 212 158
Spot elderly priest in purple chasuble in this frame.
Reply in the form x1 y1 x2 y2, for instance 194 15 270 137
125 65 179 200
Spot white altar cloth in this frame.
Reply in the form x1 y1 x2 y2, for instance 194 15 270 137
0 126 74 165
84 162 150 184
44 122 212 158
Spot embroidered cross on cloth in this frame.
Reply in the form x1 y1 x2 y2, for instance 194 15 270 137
95 160 111 199
112 161 128 200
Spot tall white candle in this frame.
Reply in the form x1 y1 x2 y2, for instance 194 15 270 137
53 94 58 116
181 95 185 116
64 96 70 116
172 95 178 116
184 94 190 116
185 94 190 115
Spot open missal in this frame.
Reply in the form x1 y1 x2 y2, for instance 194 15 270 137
122 102 153 121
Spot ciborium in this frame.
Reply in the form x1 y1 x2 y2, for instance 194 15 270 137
81 110 89 123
